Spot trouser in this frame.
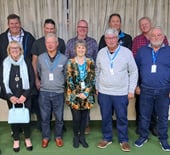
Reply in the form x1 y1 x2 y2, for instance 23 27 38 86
39 91 64 140
71 108 89 137
11 123 31 140
98 92 129 143
138 87 169 141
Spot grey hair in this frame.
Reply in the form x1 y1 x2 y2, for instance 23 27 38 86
74 39 87 49
149 26 165 36
45 32 58 42
104 28 119 36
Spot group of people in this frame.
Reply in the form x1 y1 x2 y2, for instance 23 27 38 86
0 12 170 153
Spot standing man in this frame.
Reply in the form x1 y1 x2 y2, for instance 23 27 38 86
99 13 132 50
0 14 35 65
37 33 67 148
96 28 138 151
65 19 98 134
134 27 170 151
132 17 169 136
31 19 66 130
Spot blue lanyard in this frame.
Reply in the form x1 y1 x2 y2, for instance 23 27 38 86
107 45 121 68
76 57 87 81
152 50 159 64
45 52 60 72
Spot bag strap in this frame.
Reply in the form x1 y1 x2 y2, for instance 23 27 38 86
12 103 25 109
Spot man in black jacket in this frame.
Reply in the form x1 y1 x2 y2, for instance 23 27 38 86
0 14 35 65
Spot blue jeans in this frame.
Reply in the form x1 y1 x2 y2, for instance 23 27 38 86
39 91 64 140
98 92 129 143
138 87 169 141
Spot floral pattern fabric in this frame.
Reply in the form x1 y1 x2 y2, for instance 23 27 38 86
66 57 95 110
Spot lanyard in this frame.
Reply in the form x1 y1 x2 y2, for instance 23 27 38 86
107 45 121 68
45 52 60 72
152 49 159 64
76 57 87 81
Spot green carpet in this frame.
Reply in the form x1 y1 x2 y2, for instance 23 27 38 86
0 121 170 155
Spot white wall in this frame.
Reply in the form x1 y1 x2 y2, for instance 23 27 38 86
0 98 137 121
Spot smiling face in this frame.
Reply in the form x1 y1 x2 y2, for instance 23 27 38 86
44 23 56 36
108 15 121 31
149 27 164 48
75 44 86 58
139 18 152 34
8 42 22 61
45 35 58 53
8 18 21 36
77 20 88 40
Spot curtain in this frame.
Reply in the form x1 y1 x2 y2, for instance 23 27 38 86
0 0 170 44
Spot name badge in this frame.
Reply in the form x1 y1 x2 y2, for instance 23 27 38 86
151 64 157 73
80 81 86 90
49 73 54 81
110 68 114 75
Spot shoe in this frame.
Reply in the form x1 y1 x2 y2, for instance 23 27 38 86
135 137 148 147
55 138 64 147
25 138 33 151
85 126 90 134
97 140 112 148
13 140 20 152
79 136 88 148
150 128 158 137
41 139 49 148
160 140 170 151
73 136 79 148
13 147 20 152
120 142 131 152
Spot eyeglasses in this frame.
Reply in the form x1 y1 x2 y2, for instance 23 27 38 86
77 26 88 29
10 47 20 50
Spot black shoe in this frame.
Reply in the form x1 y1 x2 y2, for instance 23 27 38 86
73 136 79 148
79 137 88 148
150 128 158 136
13 147 20 152
26 145 33 151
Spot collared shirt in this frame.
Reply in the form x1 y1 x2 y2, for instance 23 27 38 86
7 29 24 44
65 36 98 61
132 34 169 56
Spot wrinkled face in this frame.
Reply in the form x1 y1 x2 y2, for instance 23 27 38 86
149 28 164 48
75 44 86 57
9 43 21 60
45 36 58 52
139 19 151 33
77 21 88 39
105 34 119 49
109 16 121 31
8 18 21 36
44 23 56 36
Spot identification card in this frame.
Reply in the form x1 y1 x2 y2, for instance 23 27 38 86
80 81 86 90
151 64 157 73
110 68 114 75
49 73 54 81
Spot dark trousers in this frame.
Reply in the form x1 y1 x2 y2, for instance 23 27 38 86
98 92 129 143
11 123 30 140
71 108 89 137
138 87 169 141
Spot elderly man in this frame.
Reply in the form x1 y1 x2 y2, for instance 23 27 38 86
132 17 169 136
96 28 138 151
37 33 67 148
135 27 170 151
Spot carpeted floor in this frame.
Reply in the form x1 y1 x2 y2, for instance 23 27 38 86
0 121 170 155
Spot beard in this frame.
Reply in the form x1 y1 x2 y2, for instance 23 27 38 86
150 40 163 47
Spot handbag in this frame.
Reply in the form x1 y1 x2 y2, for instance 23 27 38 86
8 103 30 124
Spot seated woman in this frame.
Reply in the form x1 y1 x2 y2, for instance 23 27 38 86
1 40 34 152
65 39 95 148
